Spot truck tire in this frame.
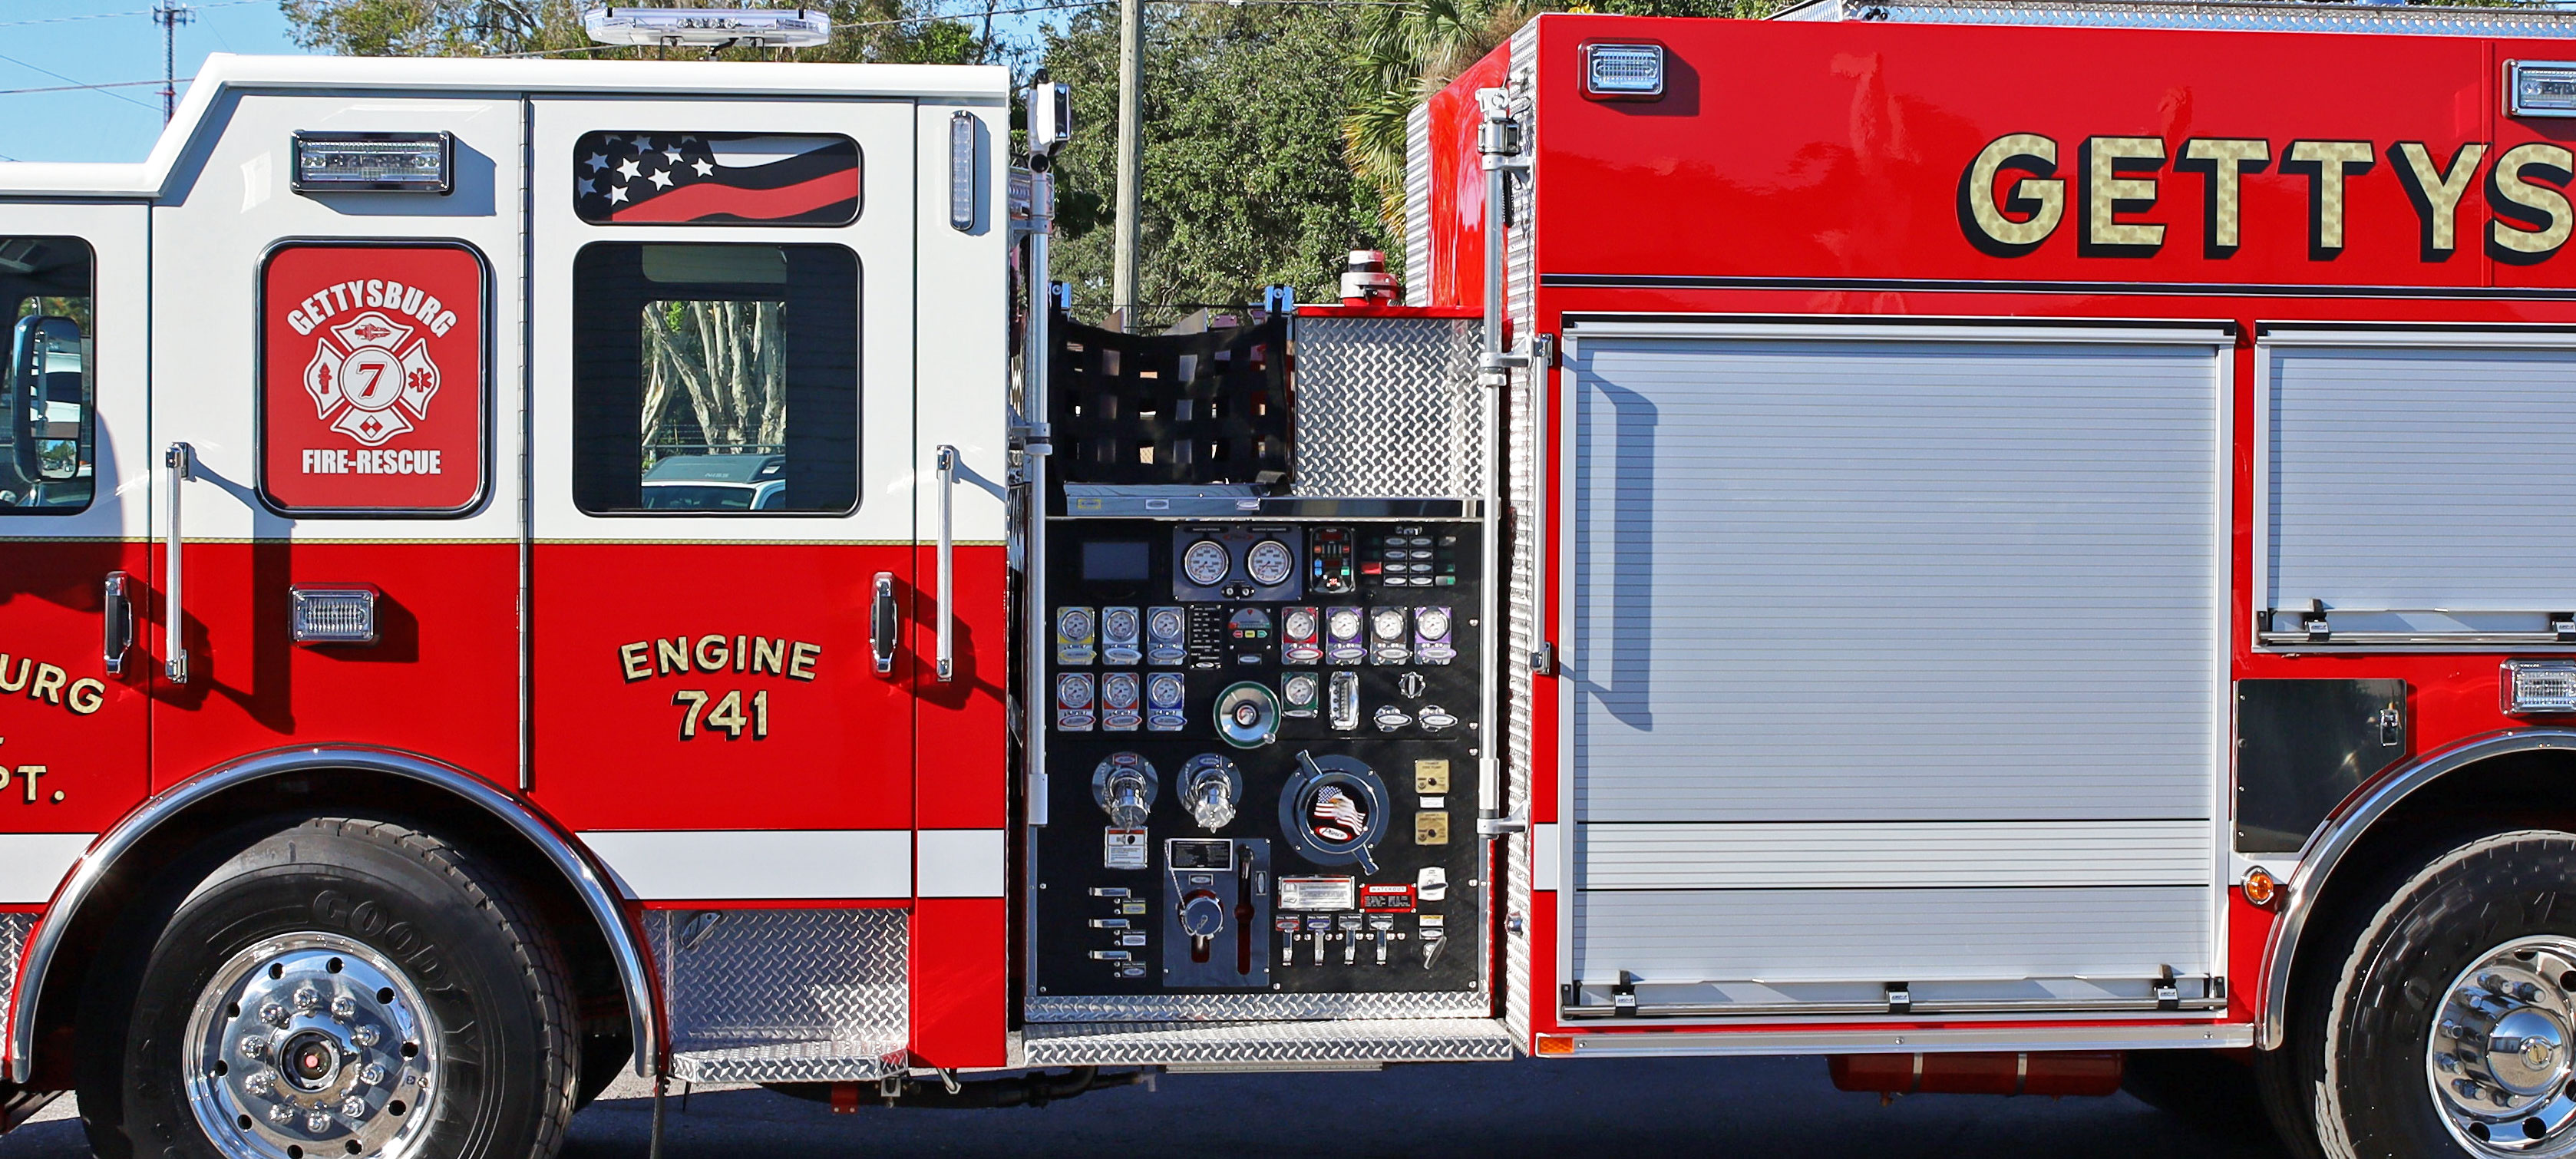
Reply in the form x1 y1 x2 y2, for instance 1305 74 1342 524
76 815 580 1159
2274 827 2576 1158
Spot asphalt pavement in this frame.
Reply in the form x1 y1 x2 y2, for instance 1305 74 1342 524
0 1055 2291 1159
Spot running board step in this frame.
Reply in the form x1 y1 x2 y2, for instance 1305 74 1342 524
667 1038 910 1084
1022 1019 1517 1067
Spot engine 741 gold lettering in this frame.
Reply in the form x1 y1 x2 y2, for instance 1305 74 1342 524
670 688 769 741
616 635 821 683
0 654 108 716
1960 132 2574 264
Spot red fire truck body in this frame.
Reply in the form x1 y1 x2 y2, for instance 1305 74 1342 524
5 6 2576 1157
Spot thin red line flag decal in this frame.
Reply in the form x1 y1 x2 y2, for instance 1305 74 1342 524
574 132 860 226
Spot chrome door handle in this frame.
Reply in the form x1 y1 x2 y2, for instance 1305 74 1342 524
102 571 133 677
871 572 898 675
934 445 957 683
163 442 193 684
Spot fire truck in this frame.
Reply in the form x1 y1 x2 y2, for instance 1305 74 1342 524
12 2 2576 1156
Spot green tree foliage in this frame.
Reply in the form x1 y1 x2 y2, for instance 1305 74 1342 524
1038 1 1391 325
283 0 982 64
1343 0 1772 229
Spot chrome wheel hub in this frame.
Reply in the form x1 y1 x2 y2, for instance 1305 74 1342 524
2429 936 2576 1155
183 933 438 1159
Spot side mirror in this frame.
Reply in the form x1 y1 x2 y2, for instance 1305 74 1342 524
11 315 85 484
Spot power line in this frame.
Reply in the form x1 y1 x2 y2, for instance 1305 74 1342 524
0 0 256 31
0 78 189 97
0 52 160 113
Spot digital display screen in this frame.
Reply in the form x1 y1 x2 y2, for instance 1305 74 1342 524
1082 540 1152 582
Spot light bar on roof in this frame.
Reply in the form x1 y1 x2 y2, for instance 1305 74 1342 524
583 6 833 48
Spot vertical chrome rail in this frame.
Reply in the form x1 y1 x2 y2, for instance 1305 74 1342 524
162 442 194 683
936 444 958 682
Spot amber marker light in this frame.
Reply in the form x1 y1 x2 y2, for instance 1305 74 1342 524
2242 866 2280 909
1535 1035 1577 1057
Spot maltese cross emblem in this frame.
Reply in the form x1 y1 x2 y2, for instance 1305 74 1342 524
303 311 439 447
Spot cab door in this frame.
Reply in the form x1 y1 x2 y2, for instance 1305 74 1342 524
0 207 149 902
527 101 919 901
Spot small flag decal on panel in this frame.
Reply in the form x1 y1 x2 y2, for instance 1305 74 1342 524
573 132 860 226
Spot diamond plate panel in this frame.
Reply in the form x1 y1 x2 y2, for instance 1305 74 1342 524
1022 989 1487 1023
1404 102 1432 307
1503 25 1540 1048
1022 1019 1516 1066
1805 0 2576 38
1290 315 1483 498
646 908 907 1083
0 913 28 1029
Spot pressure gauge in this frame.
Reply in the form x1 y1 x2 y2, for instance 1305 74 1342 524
1327 607 1363 641
1183 540 1231 587
1102 606 1139 643
1415 607 1451 640
1149 606 1185 640
1246 539 1295 586
1148 672 1187 707
1371 607 1409 641
1057 606 1094 641
1055 672 1093 708
1283 607 1318 640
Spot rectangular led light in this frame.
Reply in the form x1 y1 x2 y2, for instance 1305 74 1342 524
2512 61 2576 118
289 585 381 646
949 110 979 233
2505 659 2576 714
1584 42 1666 100
292 132 453 194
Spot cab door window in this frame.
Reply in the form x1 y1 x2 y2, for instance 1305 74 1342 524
0 236 94 513
571 243 859 514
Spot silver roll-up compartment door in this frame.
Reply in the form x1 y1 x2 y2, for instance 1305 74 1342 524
1557 319 2228 1021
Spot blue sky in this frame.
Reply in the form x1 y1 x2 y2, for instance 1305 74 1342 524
0 0 302 163
0 2 1071 164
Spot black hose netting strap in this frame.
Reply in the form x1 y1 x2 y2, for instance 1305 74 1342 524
1047 309 1293 487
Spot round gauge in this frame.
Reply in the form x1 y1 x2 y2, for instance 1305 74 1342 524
1182 540 1231 586
1327 607 1363 639
1415 608 1451 639
1057 606 1094 639
1283 607 1318 639
1372 608 1409 641
1101 672 1140 708
1055 673 1092 708
1149 607 1185 639
1102 606 1139 641
1148 672 1186 707
1246 539 1295 586
1283 672 1319 704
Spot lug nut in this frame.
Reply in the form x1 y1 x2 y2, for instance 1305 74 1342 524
2458 1078 2488 1100
339 1098 365 1118
358 1065 385 1085
267 1105 296 1125
2518 982 2543 1002
352 1025 381 1048
293 986 320 1013
243 1071 276 1097
259 1002 289 1027
240 1036 270 1059
305 1110 331 1133
330 994 356 1019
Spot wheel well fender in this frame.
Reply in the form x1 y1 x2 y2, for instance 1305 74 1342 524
8 747 656 1085
2261 728 2576 1049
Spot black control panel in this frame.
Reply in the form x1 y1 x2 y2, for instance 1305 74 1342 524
1033 518 1483 997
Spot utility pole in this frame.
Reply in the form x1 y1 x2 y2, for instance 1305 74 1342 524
1111 0 1141 330
153 0 193 124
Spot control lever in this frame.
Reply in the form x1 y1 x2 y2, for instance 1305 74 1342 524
1276 917 1300 966
1368 914 1395 966
1337 914 1363 965
1307 917 1331 965
870 572 899 675
1420 925 1448 970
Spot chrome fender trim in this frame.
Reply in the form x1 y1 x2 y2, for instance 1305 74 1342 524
8 747 657 1083
2259 728 2576 1049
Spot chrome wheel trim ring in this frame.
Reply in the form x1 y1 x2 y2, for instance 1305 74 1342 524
2429 935 2576 1156
182 932 441 1159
